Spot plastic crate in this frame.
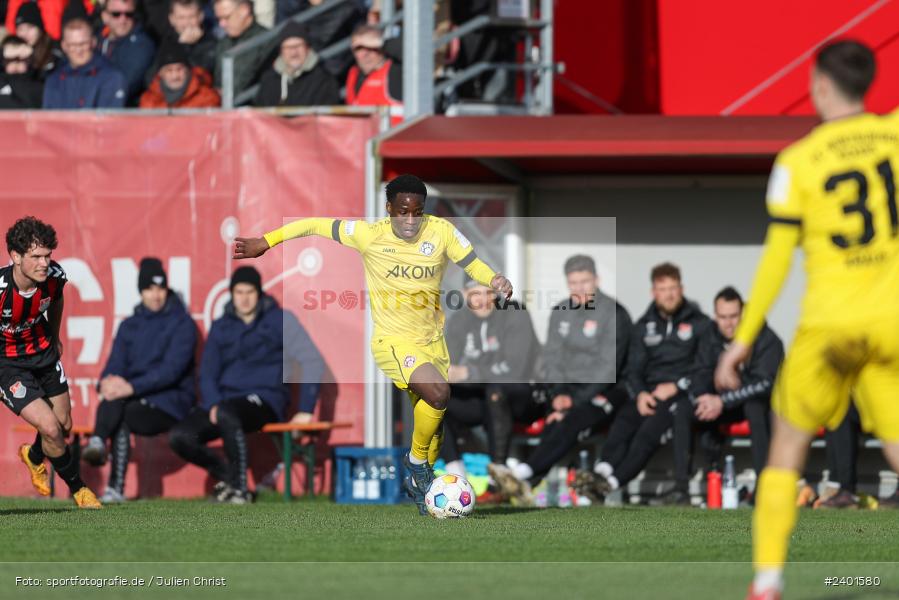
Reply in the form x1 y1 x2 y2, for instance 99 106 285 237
334 447 410 504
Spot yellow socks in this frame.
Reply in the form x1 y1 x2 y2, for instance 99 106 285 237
410 399 446 463
427 424 444 465
753 467 800 570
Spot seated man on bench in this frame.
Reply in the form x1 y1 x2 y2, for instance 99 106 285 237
82 258 197 504
169 266 324 503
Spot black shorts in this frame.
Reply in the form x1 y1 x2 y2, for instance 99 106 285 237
0 348 69 415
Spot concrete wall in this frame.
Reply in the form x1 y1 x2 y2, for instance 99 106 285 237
525 176 805 347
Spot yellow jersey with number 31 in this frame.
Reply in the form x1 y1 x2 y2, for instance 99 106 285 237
766 112 899 328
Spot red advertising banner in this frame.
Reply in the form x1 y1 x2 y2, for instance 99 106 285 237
0 111 376 498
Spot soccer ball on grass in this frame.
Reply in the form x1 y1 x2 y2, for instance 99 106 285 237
424 474 475 519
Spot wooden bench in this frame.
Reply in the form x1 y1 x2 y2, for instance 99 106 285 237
13 421 352 501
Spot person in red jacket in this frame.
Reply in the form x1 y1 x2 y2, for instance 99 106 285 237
139 38 220 109
345 24 402 124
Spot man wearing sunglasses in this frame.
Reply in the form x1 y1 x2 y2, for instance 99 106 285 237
100 0 156 105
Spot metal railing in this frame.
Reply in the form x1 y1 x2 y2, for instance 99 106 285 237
221 0 556 116
221 0 374 108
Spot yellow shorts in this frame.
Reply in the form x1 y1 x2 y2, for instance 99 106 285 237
774 320 899 442
370 335 450 392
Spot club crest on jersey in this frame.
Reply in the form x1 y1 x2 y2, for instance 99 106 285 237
39 297 51 313
677 323 693 341
403 355 416 369
10 381 26 399
419 241 435 256
583 320 598 338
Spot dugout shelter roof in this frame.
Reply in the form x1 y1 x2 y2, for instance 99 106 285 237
377 115 818 182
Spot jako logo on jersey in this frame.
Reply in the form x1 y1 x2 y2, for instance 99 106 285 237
10 381 26 399
386 265 437 279
382 248 396 253
403 355 416 368
419 241 435 256
1 309 10 318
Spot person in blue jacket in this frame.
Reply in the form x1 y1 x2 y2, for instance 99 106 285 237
81 258 197 504
169 266 325 504
98 0 156 105
42 17 126 109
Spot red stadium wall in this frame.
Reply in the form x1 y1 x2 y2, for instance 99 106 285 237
658 0 899 115
555 0 899 115
0 112 376 498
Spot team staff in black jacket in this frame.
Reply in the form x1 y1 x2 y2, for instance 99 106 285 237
593 263 711 504
490 255 632 504
441 278 542 484
686 286 784 485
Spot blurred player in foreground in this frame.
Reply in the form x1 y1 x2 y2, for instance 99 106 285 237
714 40 899 599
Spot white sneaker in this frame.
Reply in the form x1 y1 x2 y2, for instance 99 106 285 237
99 487 125 503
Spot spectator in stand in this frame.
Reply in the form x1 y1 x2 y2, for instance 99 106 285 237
169 267 325 504
686 286 783 487
490 255 633 504
99 0 156 104
593 263 711 505
212 0 268 96
275 0 364 81
166 0 216 74
14 2 63 75
345 24 401 123
6 0 94 41
439 278 542 501
0 35 44 108
81 258 197 503
253 21 338 107
140 37 219 108
43 17 127 108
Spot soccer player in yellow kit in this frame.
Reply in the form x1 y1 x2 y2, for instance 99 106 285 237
233 175 512 515
714 41 899 600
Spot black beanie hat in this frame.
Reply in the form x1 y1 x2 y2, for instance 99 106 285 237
61 0 89 28
157 37 190 69
16 2 45 31
230 266 262 293
278 21 310 46
138 257 167 291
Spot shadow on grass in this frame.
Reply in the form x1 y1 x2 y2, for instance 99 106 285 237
472 505 543 517
0 508 71 516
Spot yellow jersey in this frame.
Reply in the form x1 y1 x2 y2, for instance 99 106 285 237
736 112 899 345
265 215 497 345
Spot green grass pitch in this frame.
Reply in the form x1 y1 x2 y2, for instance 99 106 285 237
0 495 896 599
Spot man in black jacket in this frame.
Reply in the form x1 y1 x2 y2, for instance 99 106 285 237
0 35 43 109
490 255 632 503
593 262 711 504
686 286 784 487
440 279 541 488
253 21 339 107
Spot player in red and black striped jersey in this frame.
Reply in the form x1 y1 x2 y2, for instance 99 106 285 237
2 217 100 508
